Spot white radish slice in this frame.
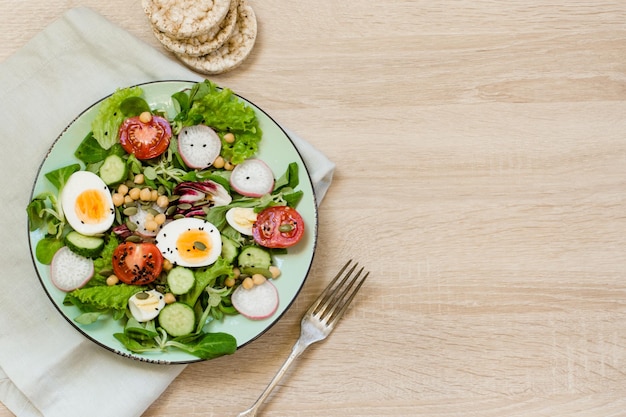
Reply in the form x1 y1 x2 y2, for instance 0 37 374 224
50 246 94 292
231 280 279 320
230 159 274 197
178 124 222 169
128 203 165 237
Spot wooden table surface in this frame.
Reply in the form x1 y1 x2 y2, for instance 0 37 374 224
2 1 626 416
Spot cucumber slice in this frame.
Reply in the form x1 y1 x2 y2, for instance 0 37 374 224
167 266 196 295
220 235 239 263
159 302 196 337
99 154 127 185
238 246 271 270
64 231 105 258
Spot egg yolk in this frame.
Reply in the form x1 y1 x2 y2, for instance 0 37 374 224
75 189 109 224
176 229 211 263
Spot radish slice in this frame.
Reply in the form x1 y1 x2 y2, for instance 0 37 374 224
230 159 274 197
231 280 279 320
128 203 165 237
178 124 222 169
50 246 94 292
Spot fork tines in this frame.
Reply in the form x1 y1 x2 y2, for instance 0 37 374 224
310 260 369 326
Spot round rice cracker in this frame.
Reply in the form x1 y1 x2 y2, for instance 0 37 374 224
153 0 239 57
142 0 232 39
176 0 257 75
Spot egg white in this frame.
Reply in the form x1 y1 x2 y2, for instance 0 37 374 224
60 171 115 236
225 207 258 236
155 217 222 267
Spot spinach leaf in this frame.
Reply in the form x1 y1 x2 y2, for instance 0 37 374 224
35 237 64 264
168 332 237 360
120 96 151 117
74 132 108 163
44 163 80 190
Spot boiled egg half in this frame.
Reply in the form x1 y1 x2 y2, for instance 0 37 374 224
128 290 166 322
155 217 222 267
225 207 257 236
60 171 115 236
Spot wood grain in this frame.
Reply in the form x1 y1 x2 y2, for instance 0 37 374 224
2 1 626 416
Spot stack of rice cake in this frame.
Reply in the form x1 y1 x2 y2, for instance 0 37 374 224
143 0 257 75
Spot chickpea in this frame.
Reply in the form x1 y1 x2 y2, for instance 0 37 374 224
134 173 145 185
213 155 225 169
144 219 158 232
139 187 152 201
242 277 254 290
156 195 170 208
124 195 134 205
224 161 235 171
232 267 241 279
224 277 236 287
117 183 129 196
111 193 124 207
223 132 235 143
129 187 141 200
150 189 159 201
163 258 174 272
164 293 176 304
252 274 266 286
154 213 166 225
269 265 281 279
106 274 119 286
139 111 152 124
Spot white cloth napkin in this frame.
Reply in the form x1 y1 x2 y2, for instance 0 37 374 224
0 7 334 417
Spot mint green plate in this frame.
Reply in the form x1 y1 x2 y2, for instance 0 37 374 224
28 80 317 364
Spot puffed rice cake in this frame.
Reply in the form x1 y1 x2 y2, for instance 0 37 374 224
142 0 232 40
152 0 239 57
175 0 257 75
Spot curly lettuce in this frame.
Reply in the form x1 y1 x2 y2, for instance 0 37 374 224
92 86 143 149
173 80 262 164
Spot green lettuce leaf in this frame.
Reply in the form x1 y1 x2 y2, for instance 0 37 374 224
64 284 146 313
92 86 143 150
175 80 262 164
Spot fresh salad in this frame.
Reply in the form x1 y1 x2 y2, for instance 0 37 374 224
27 80 307 360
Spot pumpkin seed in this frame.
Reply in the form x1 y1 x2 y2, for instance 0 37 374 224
123 206 138 216
177 203 192 210
126 219 138 231
135 292 150 300
173 214 185 220
125 235 142 243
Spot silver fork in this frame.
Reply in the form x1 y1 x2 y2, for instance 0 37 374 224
236 260 369 417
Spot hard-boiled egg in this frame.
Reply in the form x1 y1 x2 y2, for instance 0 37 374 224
60 171 115 236
225 207 258 236
155 217 222 267
128 290 166 322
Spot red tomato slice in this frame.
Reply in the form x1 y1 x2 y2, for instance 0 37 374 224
118 115 171 160
112 242 163 285
252 206 305 248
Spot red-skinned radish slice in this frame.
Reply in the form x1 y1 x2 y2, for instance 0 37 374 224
178 125 222 169
231 279 279 320
50 246 94 292
230 159 274 197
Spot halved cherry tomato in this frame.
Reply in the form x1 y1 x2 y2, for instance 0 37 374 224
252 206 305 248
118 114 171 160
112 242 163 285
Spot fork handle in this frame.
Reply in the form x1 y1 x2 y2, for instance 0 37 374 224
237 339 308 417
